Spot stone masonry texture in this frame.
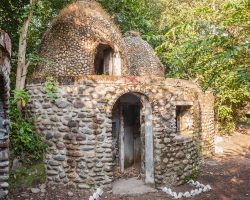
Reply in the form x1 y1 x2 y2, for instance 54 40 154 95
27 76 215 189
32 1 127 78
0 30 11 198
124 32 165 77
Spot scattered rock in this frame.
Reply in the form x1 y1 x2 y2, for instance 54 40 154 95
31 188 40 194
39 184 46 190
41 188 46 193
12 158 22 170
68 191 74 197
206 160 218 166
0 190 7 199
78 184 91 189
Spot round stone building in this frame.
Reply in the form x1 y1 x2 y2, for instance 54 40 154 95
124 31 165 77
27 0 215 189
33 0 126 78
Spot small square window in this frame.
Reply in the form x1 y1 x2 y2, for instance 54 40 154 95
176 105 193 136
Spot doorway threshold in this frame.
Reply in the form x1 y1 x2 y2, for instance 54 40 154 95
112 177 156 195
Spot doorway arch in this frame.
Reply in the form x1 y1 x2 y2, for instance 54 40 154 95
111 92 154 184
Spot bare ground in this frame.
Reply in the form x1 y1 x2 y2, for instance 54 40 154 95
8 131 250 200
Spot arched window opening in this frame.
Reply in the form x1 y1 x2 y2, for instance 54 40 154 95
94 44 121 75
176 105 193 136
94 44 113 75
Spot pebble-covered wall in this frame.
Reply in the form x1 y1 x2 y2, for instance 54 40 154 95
26 76 214 189
124 32 165 77
199 92 215 156
32 1 127 79
26 0 215 191
0 30 11 198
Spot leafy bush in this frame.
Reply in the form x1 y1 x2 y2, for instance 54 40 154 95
44 76 57 102
156 0 250 134
12 89 29 107
9 89 46 162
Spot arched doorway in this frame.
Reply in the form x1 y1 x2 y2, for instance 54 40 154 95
112 92 154 184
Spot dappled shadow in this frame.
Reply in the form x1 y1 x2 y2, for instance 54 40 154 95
215 132 250 160
198 147 250 199
181 132 250 199
217 145 250 160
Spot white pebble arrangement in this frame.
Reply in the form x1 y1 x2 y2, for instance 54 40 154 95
89 188 103 200
162 180 212 199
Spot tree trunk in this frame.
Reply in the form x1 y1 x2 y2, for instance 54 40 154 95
16 0 36 90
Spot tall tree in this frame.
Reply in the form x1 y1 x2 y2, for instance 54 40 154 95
16 0 37 89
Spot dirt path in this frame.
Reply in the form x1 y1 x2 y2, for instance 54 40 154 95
9 132 250 200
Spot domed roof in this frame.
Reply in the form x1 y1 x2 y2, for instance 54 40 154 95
32 0 126 78
124 32 165 77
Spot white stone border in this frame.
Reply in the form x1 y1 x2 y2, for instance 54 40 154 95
162 180 212 199
89 188 103 200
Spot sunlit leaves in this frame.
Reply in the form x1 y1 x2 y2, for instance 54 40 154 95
157 0 250 133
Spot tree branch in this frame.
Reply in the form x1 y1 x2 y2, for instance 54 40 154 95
16 0 37 90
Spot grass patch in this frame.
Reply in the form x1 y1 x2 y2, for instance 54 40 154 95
9 160 46 192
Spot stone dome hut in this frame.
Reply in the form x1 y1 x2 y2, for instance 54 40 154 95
0 30 11 198
124 32 165 77
33 0 126 78
27 0 215 190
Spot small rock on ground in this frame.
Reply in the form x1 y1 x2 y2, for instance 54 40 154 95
39 184 46 190
31 188 40 194
68 191 74 197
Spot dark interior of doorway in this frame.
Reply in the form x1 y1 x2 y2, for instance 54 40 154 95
112 94 142 180
123 104 141 169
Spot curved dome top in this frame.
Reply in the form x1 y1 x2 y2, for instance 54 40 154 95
124 32 165 77
32 1 126 78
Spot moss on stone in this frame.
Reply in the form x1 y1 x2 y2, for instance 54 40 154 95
9 160 46 192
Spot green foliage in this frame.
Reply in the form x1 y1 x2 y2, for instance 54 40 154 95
156 0 250 134
12 89 29 107
9 90 46 162
9 161 46 192
97 0 165 46
44 76 57 102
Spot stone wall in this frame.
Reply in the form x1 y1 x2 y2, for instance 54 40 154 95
27 76 213 189
0 31 11 199
199 92 215 156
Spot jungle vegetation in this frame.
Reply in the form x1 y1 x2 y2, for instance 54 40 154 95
0 0 249 160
